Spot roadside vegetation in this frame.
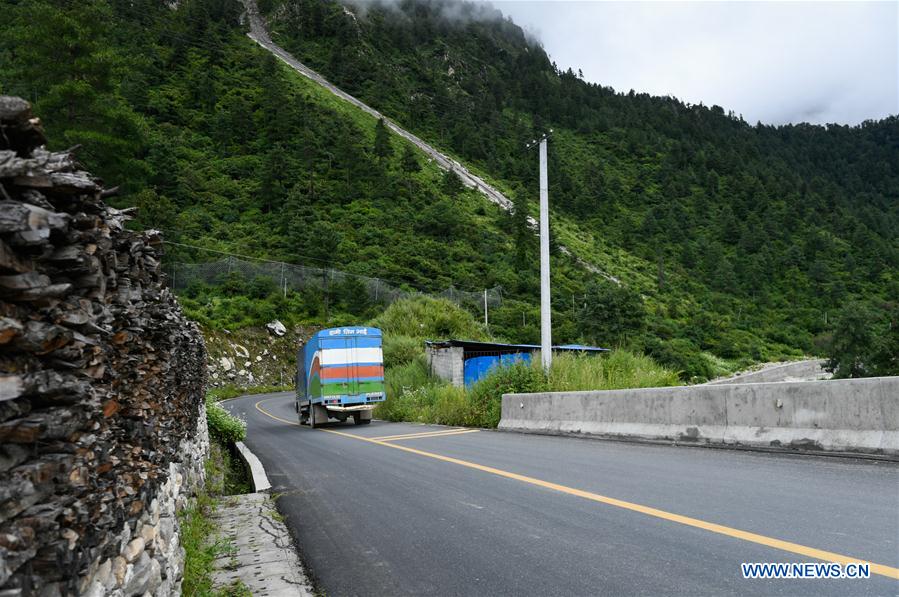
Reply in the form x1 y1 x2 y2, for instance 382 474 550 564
373 297 680 427
205 395 248 443
180 399 251 596
180 443 251 597
823 301 898 378
379 351 680 428
206 384 293 403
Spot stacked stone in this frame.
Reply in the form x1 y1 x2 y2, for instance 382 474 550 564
0 97 208 595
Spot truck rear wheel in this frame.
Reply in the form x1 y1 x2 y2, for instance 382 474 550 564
353 412 371 425
309 405 318 428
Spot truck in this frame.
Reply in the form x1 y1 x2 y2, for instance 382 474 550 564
296 326 386 427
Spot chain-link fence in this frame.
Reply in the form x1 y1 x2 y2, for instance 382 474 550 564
164 255 502 314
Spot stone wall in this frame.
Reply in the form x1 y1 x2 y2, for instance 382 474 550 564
0 97 208 595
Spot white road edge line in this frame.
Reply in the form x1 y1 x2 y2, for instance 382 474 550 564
235 440 272 492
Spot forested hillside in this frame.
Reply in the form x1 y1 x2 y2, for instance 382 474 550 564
262 0 899 376
0 0 562 330
2 0 896 379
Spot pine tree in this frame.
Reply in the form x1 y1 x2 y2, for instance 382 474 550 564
401 146 420 173
577 282 646 347
825 302 878 378
4 0 145 187
442 168 464 198
511 192 532 272
373 117 393 164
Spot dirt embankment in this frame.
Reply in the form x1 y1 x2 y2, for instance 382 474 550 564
203 324 316 388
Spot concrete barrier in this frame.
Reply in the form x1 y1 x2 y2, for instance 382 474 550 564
235 441 272 492
499 376 899 458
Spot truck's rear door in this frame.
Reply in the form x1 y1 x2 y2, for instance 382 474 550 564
321 336 354 401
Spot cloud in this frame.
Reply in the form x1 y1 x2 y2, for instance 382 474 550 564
347 0 505 24
484 0 898 125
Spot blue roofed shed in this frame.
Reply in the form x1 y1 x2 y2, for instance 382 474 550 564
425 339 609 387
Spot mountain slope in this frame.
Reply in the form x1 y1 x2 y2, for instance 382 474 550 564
2 0 896 379
243 0 621 283
261 0 898 363
0 0 585 348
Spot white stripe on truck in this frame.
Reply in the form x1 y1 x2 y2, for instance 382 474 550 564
320 347 383 366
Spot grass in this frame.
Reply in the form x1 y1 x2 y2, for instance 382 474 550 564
180 399 256 596
377 350 680 428
180 441 253 596
544 350 680 391
179 488 221 597
206 384 294 402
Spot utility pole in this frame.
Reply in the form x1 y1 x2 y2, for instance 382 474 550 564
484 289 488 327
527 131 553 371
539 137 552 370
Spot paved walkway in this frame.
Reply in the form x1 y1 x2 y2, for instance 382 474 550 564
211 493 313 596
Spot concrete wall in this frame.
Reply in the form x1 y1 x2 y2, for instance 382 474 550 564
708 359 830 385
427 346 464 387
500 376 899 458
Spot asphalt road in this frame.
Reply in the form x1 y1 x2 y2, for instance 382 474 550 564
225 392 899 596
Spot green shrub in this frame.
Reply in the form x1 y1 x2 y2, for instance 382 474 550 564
644 337 717 382
711 329 765 360
466 359 548 427
206 396 246 443
382 334 424 368
370 296 488 341
384 355 431 395
429 384 472 426
379 356 434 420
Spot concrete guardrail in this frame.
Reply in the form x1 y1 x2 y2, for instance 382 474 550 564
500 376 899 459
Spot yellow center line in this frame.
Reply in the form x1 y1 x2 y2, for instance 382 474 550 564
254 398 300 425
372 429 481 441
371 428 465 441
252 400 480 441
253 398 899 580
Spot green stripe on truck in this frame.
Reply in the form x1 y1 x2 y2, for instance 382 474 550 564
321 381 386 397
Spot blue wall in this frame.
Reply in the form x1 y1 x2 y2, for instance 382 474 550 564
463 353 532 386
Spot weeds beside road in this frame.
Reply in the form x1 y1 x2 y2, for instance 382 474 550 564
379 350 680 428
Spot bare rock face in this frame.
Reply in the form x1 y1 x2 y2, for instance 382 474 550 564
0 97 208 595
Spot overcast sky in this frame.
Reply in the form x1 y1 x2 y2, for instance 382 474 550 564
485 1 898 125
